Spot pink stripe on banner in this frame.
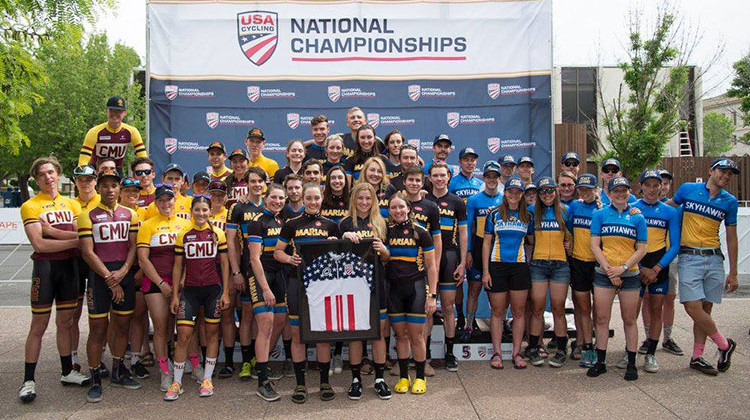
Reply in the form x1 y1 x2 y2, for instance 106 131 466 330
347 294 355 331
337 295 344 332
244 36 278 59
325 296 332 332
292 56 466 62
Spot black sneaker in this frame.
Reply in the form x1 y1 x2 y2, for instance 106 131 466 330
445 354 459 372
624 364 638 381
637 340 649 355
374 381 392 400
548 351 567 368
717 339 736 372
689 357 718 376
111 370 142 390
347 380 363 400
528 349 544 367
99 362 110 378
132 362 150 379
86 383 103 403
586 362 607 377
217 365 234 379
257 380 280 402
662 338 684 356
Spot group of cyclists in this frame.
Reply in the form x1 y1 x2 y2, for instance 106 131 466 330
17 97 740 406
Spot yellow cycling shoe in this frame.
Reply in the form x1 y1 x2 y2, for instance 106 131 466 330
393 377 411 394
411 378 427 394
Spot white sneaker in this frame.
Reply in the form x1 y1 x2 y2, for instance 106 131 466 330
615 355 629 369
19 380 36 403
333 355 343 374
61 370 91 386
160 373 174 392
191 365 205 384
644 354 659 373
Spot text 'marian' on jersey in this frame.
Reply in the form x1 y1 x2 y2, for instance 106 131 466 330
385 220 434 283
278 212 339 260
246 208 283 272
672 182 738 249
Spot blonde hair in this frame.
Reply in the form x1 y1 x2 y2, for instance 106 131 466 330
348 183 386 241
30 156 62 179
357 156 389 191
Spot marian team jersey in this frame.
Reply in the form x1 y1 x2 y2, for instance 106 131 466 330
449 172 484 202
21 192 82 260
226 200 263 274
137 214 191 280
247 209 283 272
272 165 298 185
344 155 391 181
377 184 397 218
305 143 327 162
590 205 648 274
278 212 339 262
410 198 442 238
466 191 502 252
303 252 374 332
672 182 738 249
78 122 147 170
279 202 305 222
529 204 569 262
425 191 467 251
633 199 681 268
78 204 138 263
567 200 600 262
485 208 532 263
386 221 435 283
175 222 228 287
320 195 348 224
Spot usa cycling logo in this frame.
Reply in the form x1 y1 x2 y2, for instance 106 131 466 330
237 11 278 66
488 137 501 154
447 112 460 128
206 112 219 129
328 85 341 102
165 85 178 101
487 83 500 99
164 138 177 155
287 113 300 129
247 86 260 102
367 113 380 128
408 85 421 101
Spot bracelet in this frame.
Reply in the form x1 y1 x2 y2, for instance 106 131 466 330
159 280 165 286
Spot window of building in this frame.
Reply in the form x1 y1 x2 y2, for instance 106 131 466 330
561 67 597 153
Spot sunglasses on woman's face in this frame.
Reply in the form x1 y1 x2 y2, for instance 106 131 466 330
563 161 579 167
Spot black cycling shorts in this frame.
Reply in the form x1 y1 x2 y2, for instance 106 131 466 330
249 270 287 315
87 260 135 318
387 279 427 324
487 262 530 293
177 284 222 327
76 256 89 300
30 257 79 315
569 257 596 292
438 248 459 292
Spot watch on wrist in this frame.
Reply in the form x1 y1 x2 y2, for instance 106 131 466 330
621 264 628 271
428 293 438 299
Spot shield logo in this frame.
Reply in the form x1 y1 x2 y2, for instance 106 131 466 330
367 113 380 128
287 113 300 129
237 11 278 66
446 112 460 128
408 84 421 101
487 137 501 154
164 85 178 101
408 138 421 149
247 86 260 102
206 112 219 129
164 138 178 155
487 83 500 100
328 85 341 102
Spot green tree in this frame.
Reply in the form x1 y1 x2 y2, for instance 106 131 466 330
727 52 750 141
702 112 734 156
594 6 693 179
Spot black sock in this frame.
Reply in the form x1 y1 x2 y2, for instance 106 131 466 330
241 345 252 364
582 343 593 351
60 354 72 376
361 340 368 358
398 358 409 379
319 362 330 384
256 361 268 385
529 334 540 350
24 362 37 382
646 338 658 355
224 346 235 368
415 360 426 379
283 339 292 361
426 335 432 360
91 366 102 385
293 361 306 386
374 362 385 380
627 350 636 366
334 342 343 356
596 348 607 365
445 337 455 356
456 303 464 319
384 337 391 361
201 346 207 361
557 336 569 353
249 339 256 360
350 363 361 382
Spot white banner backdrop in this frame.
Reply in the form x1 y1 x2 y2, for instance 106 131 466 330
0 209 28 245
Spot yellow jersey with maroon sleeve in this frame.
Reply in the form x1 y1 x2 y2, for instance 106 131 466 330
77 203 138 263
21 192 82 260
210 207 228 231
137 186 155 208
75 194 101 212
175 222 228 287
78 122 147 170
137 214 191 281
144 193 192 221
210 166 232 182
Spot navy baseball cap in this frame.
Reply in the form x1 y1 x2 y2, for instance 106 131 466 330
659 169 673 180
561 152 581 164
505 175 524 192
500 154 517 166
576 173 598 189
208 180 228 194
601 158 621 171
639 169 662 184
155 184 175 198
458 147 478 160
518 156 534 167
433 134 452 146
710 157 740 174
525 182 538 192
97 170 121 183
536 176 556 189
228 148 249 161
106 95 127 110
247 127 265 140
163 163 185 176
193 171 210 184
608 176 631 191
483 160 501 175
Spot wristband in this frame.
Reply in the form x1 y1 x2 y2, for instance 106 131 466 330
159 280 165 286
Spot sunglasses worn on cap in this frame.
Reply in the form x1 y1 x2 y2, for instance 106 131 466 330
563 161 579 167
135 169 152 176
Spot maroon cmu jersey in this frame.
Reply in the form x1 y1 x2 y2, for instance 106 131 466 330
78 204 138 262
175 223 228 287
79 122 147 170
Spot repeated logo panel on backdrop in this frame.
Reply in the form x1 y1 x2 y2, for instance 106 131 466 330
148 0 553 178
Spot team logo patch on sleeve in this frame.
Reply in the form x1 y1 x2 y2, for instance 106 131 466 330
237 11 278 66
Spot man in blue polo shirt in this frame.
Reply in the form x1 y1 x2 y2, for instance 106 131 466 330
668 158 739 375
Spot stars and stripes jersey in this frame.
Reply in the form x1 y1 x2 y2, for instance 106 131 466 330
226 200 263 274
344 154 392 181
303 252 374 332
633 199 681 268
466 190 502 252
279 202 305 222
672 182 738 249
601 190 638 206
247 208 283 272
144 194 192 221
209 207 228 231
410 198 442 238
566 199 601 262
75 194 101 212
425 191 467 251
278 212 339 261
305 143 326 162
21 192 82 260
590 204 648 274
175 222 228 287
386 221 434 283
377 184 397 218
528 204 570 262
225 176 249 209
449 172 484 202
272 165 299 185
136 214 191 278
78 203 138 263
136 187 155 208
485 208 532 263
320 195 348 225
78 122 146 170
210 166 232 182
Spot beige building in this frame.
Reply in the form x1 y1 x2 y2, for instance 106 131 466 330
703 93 750 156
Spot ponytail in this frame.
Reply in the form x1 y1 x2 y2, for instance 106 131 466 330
192 195 218 246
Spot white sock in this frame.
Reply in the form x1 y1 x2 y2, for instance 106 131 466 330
173 361 185 385
204 358 217 380
131 352 141 365
71 351 78 365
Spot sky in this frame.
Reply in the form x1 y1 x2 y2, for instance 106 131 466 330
98 0 749 97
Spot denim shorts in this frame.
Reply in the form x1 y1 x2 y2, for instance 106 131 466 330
678 253 725 304
593 272 641 291
529 260 570 284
